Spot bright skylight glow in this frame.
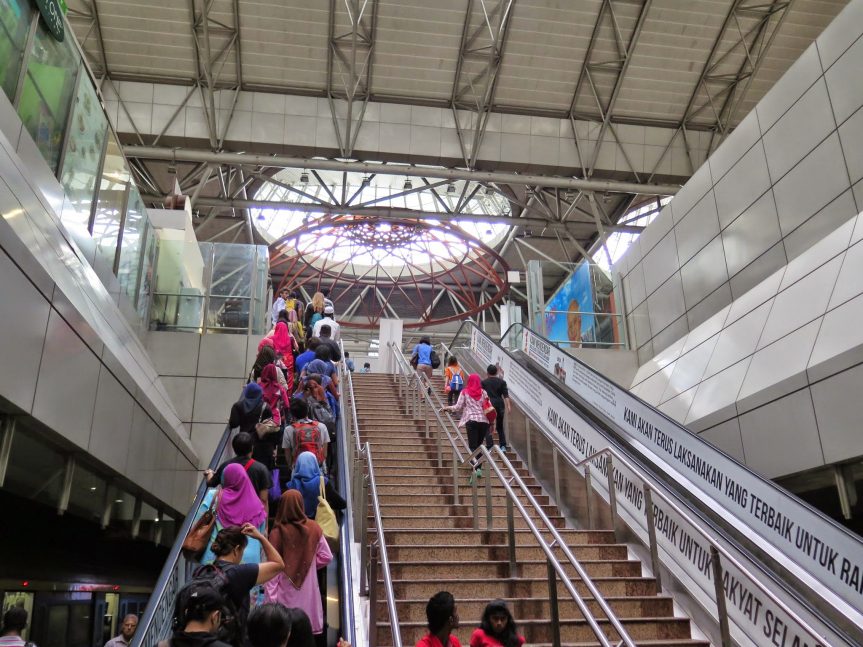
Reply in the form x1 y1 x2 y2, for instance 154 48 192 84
592 196 673 272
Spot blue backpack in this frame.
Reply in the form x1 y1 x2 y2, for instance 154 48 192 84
449 369 464 392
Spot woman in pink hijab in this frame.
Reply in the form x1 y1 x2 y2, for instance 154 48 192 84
199 462 268 565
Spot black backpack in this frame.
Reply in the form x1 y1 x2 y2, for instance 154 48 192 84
185 563 243 645
430 349 441 369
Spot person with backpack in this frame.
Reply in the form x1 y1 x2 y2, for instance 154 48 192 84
0 606 36 647
344 352 354 373
441 374 491 482
162 580 232 647
229 384 277 471
444 356 465 406
481 365 512 453
469 600 524 647
188 526 284 647
304 293 325 339
199 464 268 566
205 433 272 508
282 399 329 469
264 491 333 640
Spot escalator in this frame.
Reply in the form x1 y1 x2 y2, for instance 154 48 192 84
446 320 863 647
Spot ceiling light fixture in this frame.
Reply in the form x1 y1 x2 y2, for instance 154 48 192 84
447 183 456 194
403 179 412 190
361 175 371 187
300 170 309 184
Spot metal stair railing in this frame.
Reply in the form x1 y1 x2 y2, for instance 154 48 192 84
388 342 637 647
444 321 860 646
341 355 402 647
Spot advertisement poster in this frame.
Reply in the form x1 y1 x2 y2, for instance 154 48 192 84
543 262 594 348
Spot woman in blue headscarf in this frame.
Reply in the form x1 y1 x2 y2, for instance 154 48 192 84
229 382 277 468
286 451 347 519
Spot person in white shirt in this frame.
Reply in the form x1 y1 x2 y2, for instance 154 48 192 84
312 306 340 341
103 614 138 647
271 286 289 327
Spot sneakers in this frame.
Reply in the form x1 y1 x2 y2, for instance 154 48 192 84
500 444 509 453
468 467 483 484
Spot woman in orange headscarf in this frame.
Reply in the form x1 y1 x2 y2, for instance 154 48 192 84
263 490 333 637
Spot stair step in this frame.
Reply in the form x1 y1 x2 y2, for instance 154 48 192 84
387 558 642 579
378 615 695 645
386 543 628 562
373 514 566 530
373 528 615 546
382 594 674 622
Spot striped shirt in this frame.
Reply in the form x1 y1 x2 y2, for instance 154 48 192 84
447 390 489 427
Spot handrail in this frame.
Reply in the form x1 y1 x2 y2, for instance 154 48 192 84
445 322 858 646
390 341 637 647
341 354 402 647
131 422 234 647
335 351 358 647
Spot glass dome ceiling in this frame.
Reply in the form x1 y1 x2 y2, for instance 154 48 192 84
252 168 512 273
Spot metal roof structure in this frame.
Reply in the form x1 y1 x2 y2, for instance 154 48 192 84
65 0 850 329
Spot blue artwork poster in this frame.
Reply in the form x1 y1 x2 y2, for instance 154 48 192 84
544 262 593 348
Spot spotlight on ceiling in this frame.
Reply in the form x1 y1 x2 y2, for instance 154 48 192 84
484 185 493 195
447 183 456 194
257 213 266 221
361 175 371 187
403 178 413 190
300 170 309 184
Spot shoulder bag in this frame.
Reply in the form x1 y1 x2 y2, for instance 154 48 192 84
317 477 339 550
182 488 220 561
255 403 279 439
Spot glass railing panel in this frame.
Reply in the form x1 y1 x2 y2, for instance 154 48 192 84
207 242 254 333
0 0 33 102
17 17 79 173
58 73 108 253
118 187 146 305
136 221 157 322
92 132 129 271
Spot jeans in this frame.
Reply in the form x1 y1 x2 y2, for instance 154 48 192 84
466 420 491 455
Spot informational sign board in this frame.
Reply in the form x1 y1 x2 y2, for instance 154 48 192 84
33 0 66 41
466 325 859 646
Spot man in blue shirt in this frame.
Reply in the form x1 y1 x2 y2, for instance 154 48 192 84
295 337 319 376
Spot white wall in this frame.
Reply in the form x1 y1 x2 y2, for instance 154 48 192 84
615 0 863 367
624 0 863 479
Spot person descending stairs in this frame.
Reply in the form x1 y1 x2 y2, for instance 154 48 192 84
351 372 711 647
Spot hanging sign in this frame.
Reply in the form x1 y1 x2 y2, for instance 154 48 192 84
33 0 65 42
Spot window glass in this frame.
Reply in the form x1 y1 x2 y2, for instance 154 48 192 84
208 242 254 332
58 77 107 242
0 0 32 102
136 220 157 322
3 427 65 510
17 19 79 172
92 133 129 271
117 187 145 304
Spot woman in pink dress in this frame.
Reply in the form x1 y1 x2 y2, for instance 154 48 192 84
260 364 291 426
264 490 333 637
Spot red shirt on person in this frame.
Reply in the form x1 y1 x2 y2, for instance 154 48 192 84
468 628 525 647
415 634 463 647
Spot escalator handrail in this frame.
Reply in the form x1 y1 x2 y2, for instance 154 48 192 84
130 422 234 647
494 319 863 548
336 350 359 647
446 321 863 641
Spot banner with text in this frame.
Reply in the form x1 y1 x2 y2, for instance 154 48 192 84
466 326 852 646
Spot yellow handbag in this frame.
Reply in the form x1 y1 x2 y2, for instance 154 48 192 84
317 477 339 549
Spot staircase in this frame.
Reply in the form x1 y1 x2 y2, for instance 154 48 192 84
352 373 709 647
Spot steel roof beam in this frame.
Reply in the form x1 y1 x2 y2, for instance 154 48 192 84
450 0 517 169
124 146 680 194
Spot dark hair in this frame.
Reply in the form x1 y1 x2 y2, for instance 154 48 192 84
253 345 276 378
290 290 299 299
232 432 254 457
321 288 330 297
307 337 321 351
290 398 309 419
315 344 332 361
447 355 459 366
420 336 431 345
278 309 290 323
248 603 292 647
487 364 498 376
285 608 315 647
319 324 332 337
279 287 289 294
479 600 519 647
426 591 455 633
210 526 248 557
344 351 350 357
1 606 27 633
363 362 370 368
174 581 222 626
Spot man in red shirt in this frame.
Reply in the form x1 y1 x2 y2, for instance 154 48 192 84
415 591 462 647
